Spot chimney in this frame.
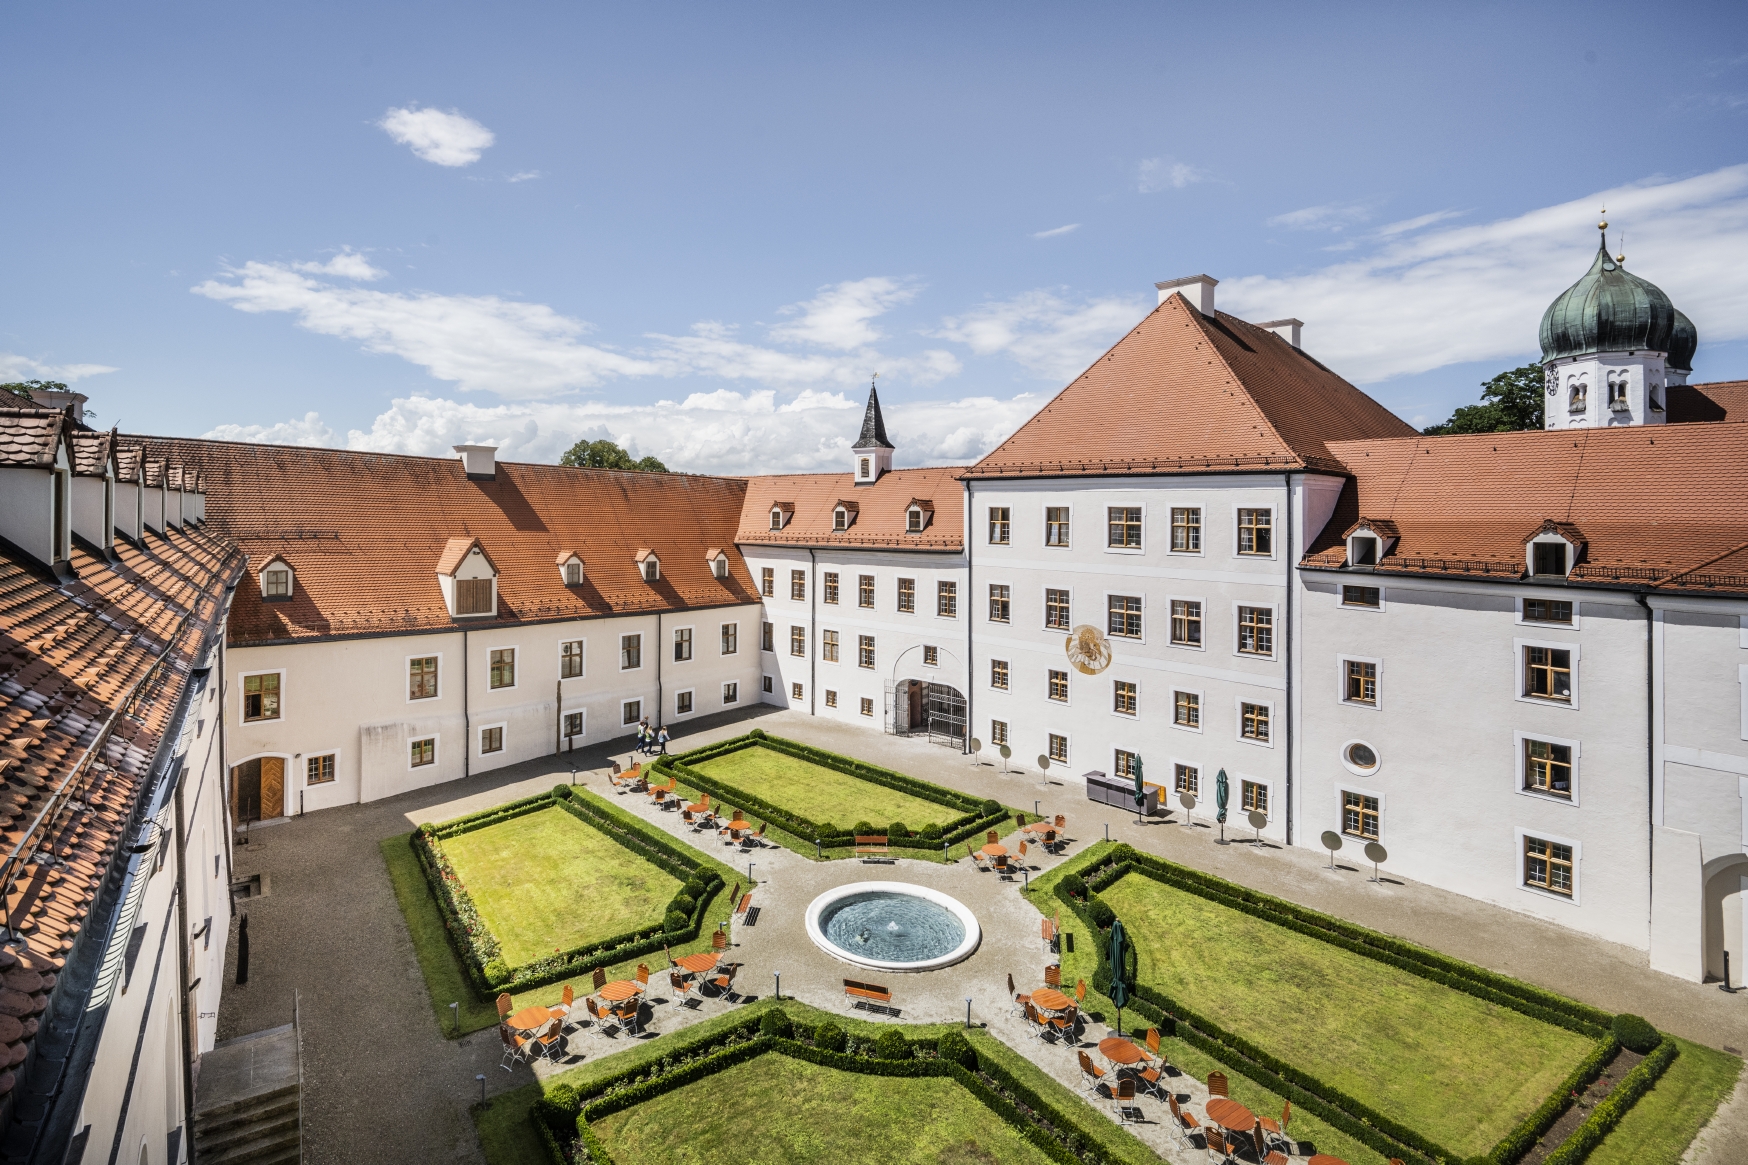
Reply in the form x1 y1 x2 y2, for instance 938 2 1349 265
1258 318 1304 349
29 386 88 424
454 444 498 481
1155 274 1218 316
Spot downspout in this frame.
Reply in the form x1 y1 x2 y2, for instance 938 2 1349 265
1284 473 1295 847
462 630 470 780
964 479 973 755
656 612 663 728
808 548 817 717
172 772 197 1151
1637 591 1655 916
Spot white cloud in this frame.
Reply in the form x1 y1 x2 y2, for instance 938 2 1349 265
768 277 917 350
1267 201 1375 232
1032 223 1080 239
1374 209 1466 238
1220 164 1748 383
293 251 385 280
1138 157 1207 193
378 106 495 167
933 289 1146 381
213 389 1047 476
0 352 117 384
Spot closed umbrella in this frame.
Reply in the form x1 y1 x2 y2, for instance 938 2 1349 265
1108 918 1129 1036
1215 768 1230 844
1132 756 1146 824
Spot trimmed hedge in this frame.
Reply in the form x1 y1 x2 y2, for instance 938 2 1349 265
1541 1036 1678 1165
414 789 724 996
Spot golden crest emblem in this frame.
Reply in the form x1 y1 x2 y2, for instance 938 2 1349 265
1065 624 1113 675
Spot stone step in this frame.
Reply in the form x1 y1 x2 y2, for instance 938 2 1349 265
192 1120 301 1165
194 1082 299 1125
195 1105 299 1155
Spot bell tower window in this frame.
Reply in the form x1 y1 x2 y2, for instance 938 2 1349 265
1607 371 1629 412
1567 379 1587 414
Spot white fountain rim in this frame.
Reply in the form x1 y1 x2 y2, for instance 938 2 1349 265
803 880 982 973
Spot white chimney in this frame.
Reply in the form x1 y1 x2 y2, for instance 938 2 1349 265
1258 318 1304 349
1155 274 1218 315
454 444 498 480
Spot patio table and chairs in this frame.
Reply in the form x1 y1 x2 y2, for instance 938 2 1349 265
1030 986 1071 1013
673 951 721 975
598 978 645 1034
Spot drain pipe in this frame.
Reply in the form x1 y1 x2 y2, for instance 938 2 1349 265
1637 591 1655 920
1284 473 1295 847
964 480 974 756
808 548 817 717
462 630 470 780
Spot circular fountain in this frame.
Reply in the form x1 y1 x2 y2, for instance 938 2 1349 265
804 882 980 972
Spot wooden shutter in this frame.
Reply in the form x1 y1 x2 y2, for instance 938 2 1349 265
260 757 284 819
456 578 493 615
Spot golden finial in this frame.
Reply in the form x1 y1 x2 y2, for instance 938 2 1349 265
1598 206 1608 231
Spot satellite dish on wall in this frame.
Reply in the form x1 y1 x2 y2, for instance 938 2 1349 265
1320 830 1343 870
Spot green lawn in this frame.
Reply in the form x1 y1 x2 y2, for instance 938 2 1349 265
693 744 961 832
443 805 684 966
1585 1037 1740 1165
1100 872 1596 1159
591 1052 1057 1165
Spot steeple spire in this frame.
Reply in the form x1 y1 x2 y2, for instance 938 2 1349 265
852 375 894 450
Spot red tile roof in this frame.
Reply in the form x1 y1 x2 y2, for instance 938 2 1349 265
68 429 113 478
737 466 966 551
0 409 67 470
139 438 761 645
964 294 1416 478
1668 379 1748 424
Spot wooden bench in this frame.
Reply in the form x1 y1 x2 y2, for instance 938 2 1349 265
854 834 890 861
843 978 897 1015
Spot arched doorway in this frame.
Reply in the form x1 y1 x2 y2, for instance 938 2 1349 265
894 679 965 748
1704 856 1748 985
231 756 285 824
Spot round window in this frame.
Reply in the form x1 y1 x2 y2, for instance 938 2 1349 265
1342 741 1379 775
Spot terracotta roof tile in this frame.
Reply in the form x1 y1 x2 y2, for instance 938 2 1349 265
68 430 114 478
737 467 966 550
0 409 66 470
114 445 142 484
1668 379 1748 424
435 536 485 577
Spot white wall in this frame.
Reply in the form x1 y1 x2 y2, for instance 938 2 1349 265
0 466 52 564
72 472 112 551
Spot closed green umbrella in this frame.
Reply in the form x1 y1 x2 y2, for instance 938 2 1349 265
1132 756 1146 824
1215 768 1230 844
1108 918 1129 1036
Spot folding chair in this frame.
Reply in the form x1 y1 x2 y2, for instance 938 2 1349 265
1023 1001 1048 1041
1044 963 1062 988
1075 979 1088 1006
1044 1004 1077 1042
496 992 513 1021
498 1023 533 1070
712 928 729 952
584 997 615 1039
970 851 989 870
1017 840 1030 868
1041 916 1056 951
671 971 698 1009
592 966 608 992
995 854 1012 881
532 1017 565 1061
1110 1078 1141 1122
1076 1050 1107 1091
1205 1127 1233 1164
1054 814 1066 829
1008 973 1031 1016
552 983 576 1031
636 963 651 986
1207 1070 1229 1098
986 830 999 845
709 963 737 1001
1168 1094 1202 1149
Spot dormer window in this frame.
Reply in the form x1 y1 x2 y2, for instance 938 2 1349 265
833 501 858 532
1350 537 1377 566
1532 542 1567 576
260 558 295 601
1525 522 1582 578
769 502 794 531
906 499 934 534
637 549 661 582
438 537 499 618
1342 520 1397 568
706 549 729 580
556 552 584 586
908 509 924 533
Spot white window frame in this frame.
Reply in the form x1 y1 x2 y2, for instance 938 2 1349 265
1237 773 1275 820
1337 783 1387 845
1515 636 1581 710
303 750 340 786
1167 500 1206 557
672 625 695 663
1515 826 1582 906
1047 667 1072 706
1104 590 1146 644
1042 502 1072 550
722 682 740 705
620 633 644 672
922 645 940 669
620 698 643 726
987 579 1014 624
406 653 442 703
720 621 739 655
1166 594 1206 652
559 640 585 680
1171 687 1205 734
477 721 508 757
1526 534 1577 579
674 688 696 717
1235 696 1275 748
1741 664 1748 740
562 708 588 740
1337 654 1383 710
1104 501 1146 556
936 579 959 620
1042 584 1075 633
1111 676 1140 720
1514 730 1581 806
486 645 519 691
1171 758 1202 798
1338 582 1386 612
1232 601 1279 660
1516 595 1582 630
989 658 1011 691
1339 738 1382 778
408 734 440 771
1234 505 1279 560
239 669 288 726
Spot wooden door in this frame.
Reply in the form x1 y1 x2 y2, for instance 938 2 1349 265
260 757 285 820
907 682 923 729
232 759 261 823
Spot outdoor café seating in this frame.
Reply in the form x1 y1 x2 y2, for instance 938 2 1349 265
1076 1050 1106 1090
498 1023 533 1070
1109 1078 1142 1122
1168 1094 1201 1148
1008 973 1030 1016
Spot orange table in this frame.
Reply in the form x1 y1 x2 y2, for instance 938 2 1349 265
1031 987 1071 1012
684 802 710 814
1097 1037 1148 1066
980 844 1008 858
726 819 753 832
1306 1158 1348 1165
598 980 643 1003
1205 1098 1258 1132
507 1005 553 1032
673 952 719 974
1021 821 1057 834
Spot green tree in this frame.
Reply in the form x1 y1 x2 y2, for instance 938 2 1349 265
558 437 667 473
0 379 67 401
1421 364 1545 435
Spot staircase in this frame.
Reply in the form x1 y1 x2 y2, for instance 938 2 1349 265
193 1023 301 1164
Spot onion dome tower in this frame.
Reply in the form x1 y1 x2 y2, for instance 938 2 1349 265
1538 216 1694 428
851 376 894 484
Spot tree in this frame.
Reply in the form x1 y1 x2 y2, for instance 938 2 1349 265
1421 364 1545 435
559 437 667 473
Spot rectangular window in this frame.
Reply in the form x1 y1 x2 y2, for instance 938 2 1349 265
1524 835 1573 896
676 690 693 714
1048 733 1069 763
860 697 874 717
790 625 806 657
937 581 957 617
1526 646 1572 701
1046 506 1070 546
1342 791 1379 839
561 641 584 679
1171 507 1201 552
989 507 1010 544
306 754 335 785
456 578 493 615
834 508 848 531
988 584 1010 623
858 635 875 669
1237 508 1272 555
1524 598 1574 624
1342 585 1381 608
489 648 516 689
792 682 804 700
563 711 583 736
823 573 839 604
1114 680 1138 715
673 628 692 662
1241 702 1270 742
1170 600 1202 646
1175 763 1199 796
622 700 642 725
1108 594 1142 638
1242 780 1268 814
1048 669 1069 702
791 569 806 601
1237 606 1274 655
620 635 642 670
1108 506 1142 548
1345 660 1377 705
1114 749 1139 778
822 629 840 662
1525 739 1574 797
858 574 875 608
761 622 774 652
761 567 774 597
990 720 1008 746
1532 542 1568 576
723 682 739 704
991 659 1009 689
762 676 773 694
265 569 290 597
923 645 939 666
242 673 280 722
721 623 738 654
1045 588 1071 630
480 726 504 754
1174 690 1200 728
825 689 837 708
897 578 916 613
409 656 439 700
410 737 436 767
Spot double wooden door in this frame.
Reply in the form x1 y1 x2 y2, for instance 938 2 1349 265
232 757 284 823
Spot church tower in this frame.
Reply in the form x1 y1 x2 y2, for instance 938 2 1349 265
851 379 894 484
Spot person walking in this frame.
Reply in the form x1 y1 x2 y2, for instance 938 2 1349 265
657 726 670 755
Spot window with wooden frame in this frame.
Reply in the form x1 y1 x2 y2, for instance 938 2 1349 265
620 634 642 670
1524 598 1573 624
822 629 840 662
489 648 516 689
990 720 1008 745
1241 780 1268 814
722 682 739 704
1114 749 1139 778
721 622 738 655
1237 508 1272 555
409 656 439 700
1045 588 1071 630
989 507 1010 544
988 584 1010 623
1240 701 1270 742
761 676 773 693
1045 506 1070 547
991 659 1009 689
789 625 806 657
761 567 774 597
306 754 336 785
1524 739 1573 797
937 581 957 617
1108 506 1142 548
1170 600 1202 646
858 574 875 608
676 690 693 714
1237 606 1273 655
860 697 874 717
761 622 774 652
906 507 925 533
264 568 291 598
824 689 837 708
897 578 916 613
823 573 839 604
792 682 804 700
1342 585 1380 608
1174 763 1199 795
858 635 875 669
480 726 504 754
1114 680 1138 716
410 737 436 767
243 673 280 722
833 508 849 532
563 711 583 736
791 570 806 601
1048 733 1069 763
673 628 692 662
1532 542 1568 576
1524 835 1573 896
1108 595 1142 638
1171 507 1201 552
1048 669 1069 702
622 700 642 725
565 560 582 586
923 645 939 666
1174 690 1200 728
1344 660 1377 705
1525 646 1572 701
455 578 493 615
1342 790 1379 839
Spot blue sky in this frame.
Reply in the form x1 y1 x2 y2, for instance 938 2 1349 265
4 2 1747 472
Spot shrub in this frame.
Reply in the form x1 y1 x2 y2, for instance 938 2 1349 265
417 822 437 836
749 728 767 739
817 822 838 840
1060 873 1087 899
936 1029 976 1069
534 1082 581 1132
484 959 511 987
670 894 696 918
683 877 707 899
981 798 1001 816
663 910 689 933
887 821 909 840
1089 898 1116 929
852 820 875 837
920 822 943 841
814 1021 846 1052
760 1009 793 1039
551 784 572 801
1612 1013 1661 1054
874 1028 910 1060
